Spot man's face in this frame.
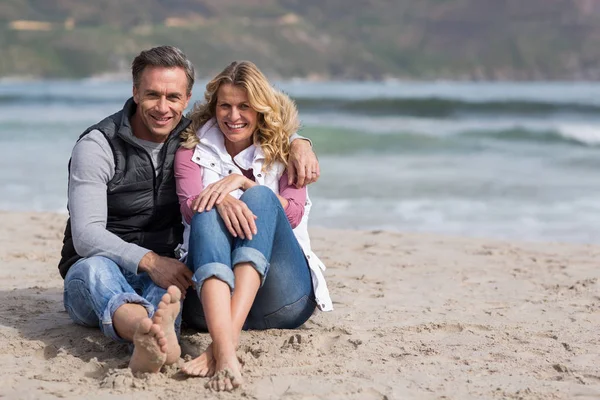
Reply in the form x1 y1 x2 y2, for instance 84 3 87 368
132 66 191 142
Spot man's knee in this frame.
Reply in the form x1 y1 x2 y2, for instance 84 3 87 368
64 257 117 327
64 256 125 328
65 256 121 286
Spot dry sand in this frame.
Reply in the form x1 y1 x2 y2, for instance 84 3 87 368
0 211 599 399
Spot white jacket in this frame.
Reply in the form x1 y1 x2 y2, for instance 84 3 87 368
181 118 333 311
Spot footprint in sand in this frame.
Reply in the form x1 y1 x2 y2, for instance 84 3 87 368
281 334 307 351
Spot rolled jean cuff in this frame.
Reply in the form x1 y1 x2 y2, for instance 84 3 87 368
192 262 235 294
232 247 270 287
102 293 154 342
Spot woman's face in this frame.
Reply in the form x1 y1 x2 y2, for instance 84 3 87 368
215 83 258 150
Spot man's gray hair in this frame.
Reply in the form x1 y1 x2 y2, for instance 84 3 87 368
131 46 195 94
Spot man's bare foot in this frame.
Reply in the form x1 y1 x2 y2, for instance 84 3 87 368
181 343 216 377
205 351 243 391
129 318 167 373
152 286 182 365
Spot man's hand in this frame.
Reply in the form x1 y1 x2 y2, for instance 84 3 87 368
215 195 258 240
139 252 193 295
288 139 320 188
192 174 256 213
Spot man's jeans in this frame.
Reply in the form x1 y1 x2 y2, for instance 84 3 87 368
63 256 181 342
183 186 316 330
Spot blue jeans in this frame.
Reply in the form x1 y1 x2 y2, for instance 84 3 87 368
63 256 181 342
183 186 316 330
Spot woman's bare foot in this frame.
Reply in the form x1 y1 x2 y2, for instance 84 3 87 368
129 318 167 373
205 350 243 391
181 343 216 377
152 286 182 365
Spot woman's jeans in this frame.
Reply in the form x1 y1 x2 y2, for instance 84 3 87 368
63 256 181 342
183 186 316 330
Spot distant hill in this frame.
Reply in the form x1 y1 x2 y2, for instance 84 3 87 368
2 0 600 80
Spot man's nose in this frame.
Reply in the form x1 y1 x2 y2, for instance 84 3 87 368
156 97 168 112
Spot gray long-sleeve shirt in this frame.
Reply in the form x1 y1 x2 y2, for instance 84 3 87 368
68 130 164 274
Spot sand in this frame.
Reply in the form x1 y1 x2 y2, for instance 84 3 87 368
0 211 599 399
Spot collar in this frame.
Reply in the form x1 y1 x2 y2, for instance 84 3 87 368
197 118 265 169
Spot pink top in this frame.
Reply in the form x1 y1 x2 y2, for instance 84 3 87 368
174 147 307 228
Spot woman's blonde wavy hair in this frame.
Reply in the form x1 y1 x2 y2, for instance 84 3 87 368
180 61 300 170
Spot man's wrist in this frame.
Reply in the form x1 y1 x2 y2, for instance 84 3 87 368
138 251 158 273
290 133 312 147
291 138 311 147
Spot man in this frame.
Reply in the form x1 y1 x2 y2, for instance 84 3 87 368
58 46 320 373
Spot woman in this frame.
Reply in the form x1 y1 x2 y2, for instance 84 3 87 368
174 61 332 391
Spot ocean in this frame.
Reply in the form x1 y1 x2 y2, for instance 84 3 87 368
1 79 599 243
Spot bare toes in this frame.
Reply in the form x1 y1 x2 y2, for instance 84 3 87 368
138 318 152 333
182 361 200 376
158 337 168 351
153 308 164 322
167 285 181 303
159 293 171 308
205 368 241 392
149 323 161 336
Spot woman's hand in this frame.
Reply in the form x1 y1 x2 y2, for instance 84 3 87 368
215 195 258 240
192 174 256 213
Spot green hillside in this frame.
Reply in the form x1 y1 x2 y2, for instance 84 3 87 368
2 0 600 80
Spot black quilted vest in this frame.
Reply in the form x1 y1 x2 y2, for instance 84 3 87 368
58 98 190 278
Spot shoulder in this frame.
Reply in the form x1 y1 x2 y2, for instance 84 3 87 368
175 146 202 175
73 130 113 160
175 146 195 161
71 130 115 180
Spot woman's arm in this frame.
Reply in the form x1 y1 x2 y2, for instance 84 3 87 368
174 147 203 225
178 158 258 240
279 169 306 229
177 155 306 229
213 169 306 228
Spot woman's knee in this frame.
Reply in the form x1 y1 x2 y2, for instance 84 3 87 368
190 209 228 241
191 208 220 230
240 185 277 206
